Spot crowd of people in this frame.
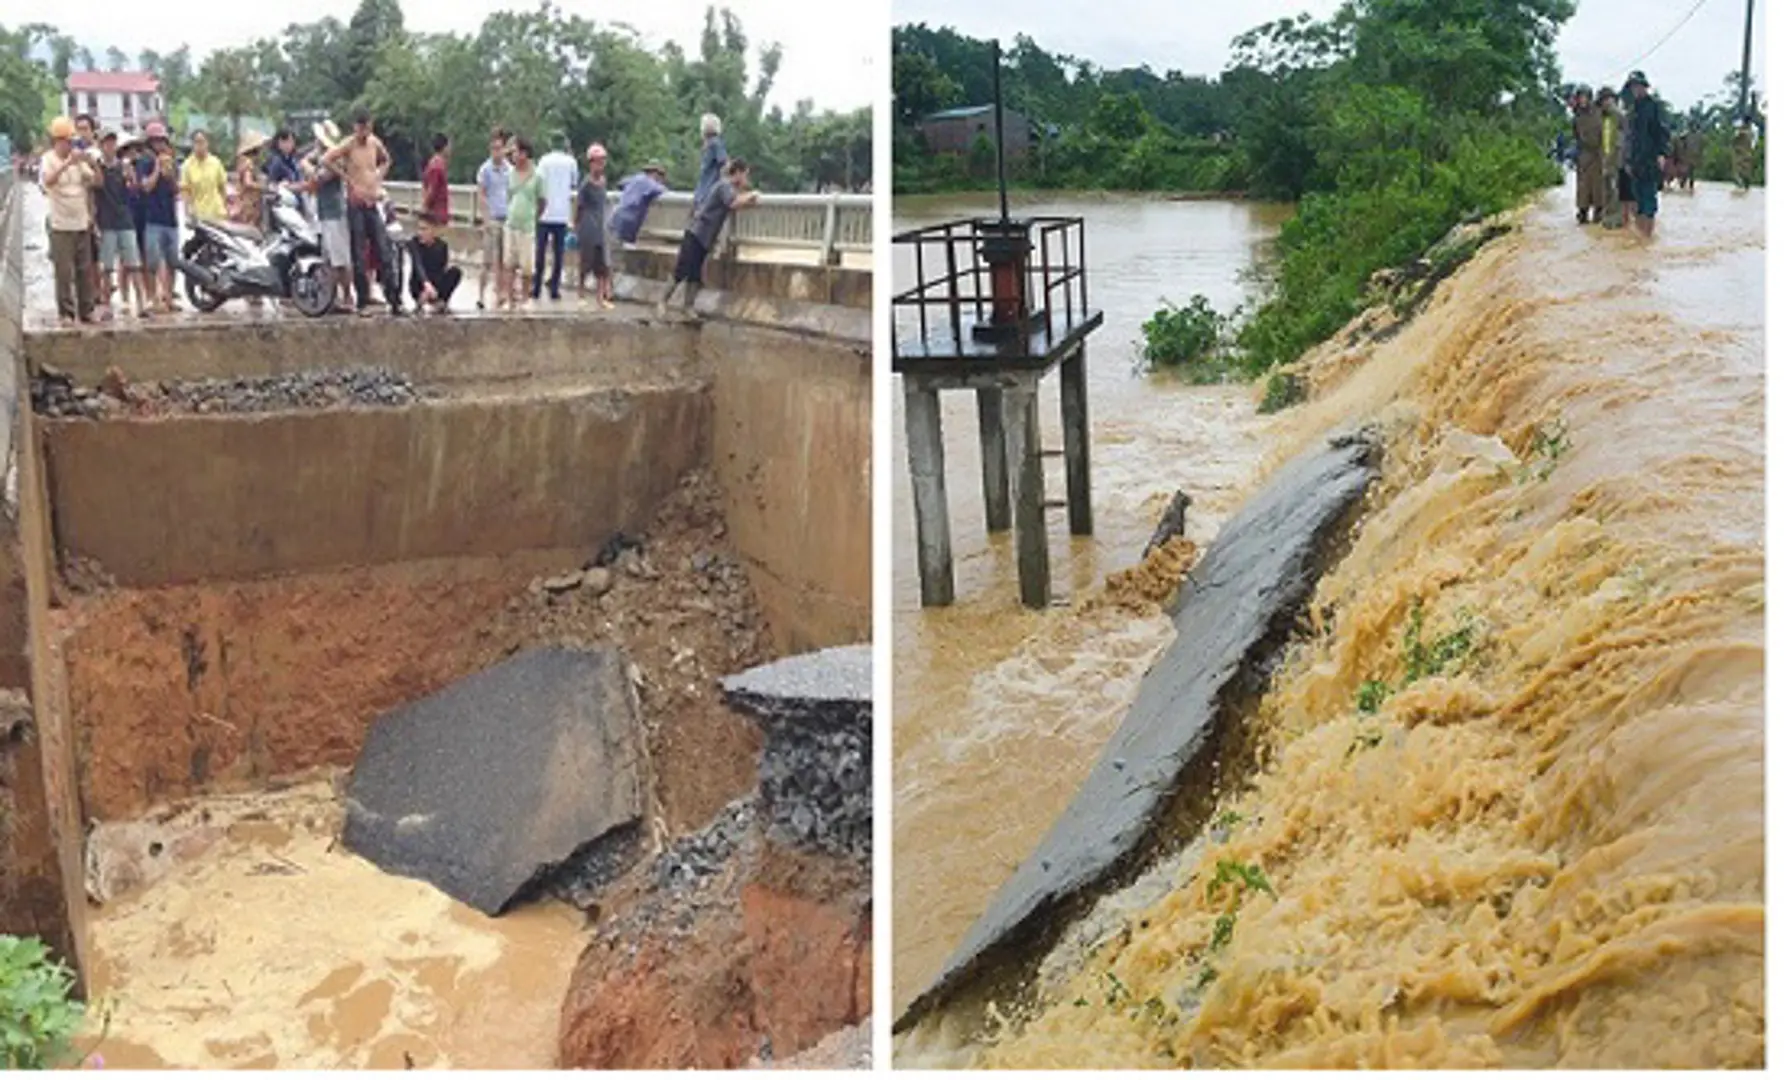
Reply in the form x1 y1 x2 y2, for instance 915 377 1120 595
1565 69 1758 240
28 106 763 326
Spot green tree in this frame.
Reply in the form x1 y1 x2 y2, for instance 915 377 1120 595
195 45 268 149
892 49 960 127
0 24 51 146
344 0 405 107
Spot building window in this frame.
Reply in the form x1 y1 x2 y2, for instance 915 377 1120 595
66 93 75 115
122 94 133 118
86 93 98 115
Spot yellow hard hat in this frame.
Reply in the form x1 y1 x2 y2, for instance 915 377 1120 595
48 115 75 139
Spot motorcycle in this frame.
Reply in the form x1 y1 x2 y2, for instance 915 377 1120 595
176 188 335 317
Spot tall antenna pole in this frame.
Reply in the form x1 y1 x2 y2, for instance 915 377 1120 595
991 39 1009 224
1738 0 1756 121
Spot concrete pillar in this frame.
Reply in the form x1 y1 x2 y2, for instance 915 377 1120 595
1002 380 1050 609
903 379 955 607
975 388 1011 533
1060 344 1094 536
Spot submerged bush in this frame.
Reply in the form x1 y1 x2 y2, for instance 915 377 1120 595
1140 296 1237 380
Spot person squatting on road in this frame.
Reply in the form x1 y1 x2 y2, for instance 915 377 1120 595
407 212 462 314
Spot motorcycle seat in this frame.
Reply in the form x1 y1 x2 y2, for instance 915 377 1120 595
210 219 264 241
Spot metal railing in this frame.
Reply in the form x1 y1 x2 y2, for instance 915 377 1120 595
892 216 1091 353
384 182 871 265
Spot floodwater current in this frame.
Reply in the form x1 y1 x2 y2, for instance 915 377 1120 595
891 192 1292 1013
893 184 1764 1068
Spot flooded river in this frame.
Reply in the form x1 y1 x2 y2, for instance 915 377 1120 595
891 192 1293 1013
897 183 1764 1068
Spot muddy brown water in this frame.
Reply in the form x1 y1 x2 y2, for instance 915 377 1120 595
891 192 1292 1014
83 780 584 1069
896 184 1764 1067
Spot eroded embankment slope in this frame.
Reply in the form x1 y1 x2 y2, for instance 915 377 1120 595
909 186 1764 1068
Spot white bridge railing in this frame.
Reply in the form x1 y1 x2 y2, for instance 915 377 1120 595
384 182 871 265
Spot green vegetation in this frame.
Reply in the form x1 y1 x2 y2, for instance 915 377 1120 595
1205 858 1277 903
1352 600 1484 721
1187 859 1279 997
3 4 868 192
1521 418 1572 482
1140 296 1235 380
951 1 1561 391
1258 370 1306 413
0 935 87 1069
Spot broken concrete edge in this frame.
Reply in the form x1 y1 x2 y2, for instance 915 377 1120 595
722 645 873 863
720 644 872 722
893 428 1383 1033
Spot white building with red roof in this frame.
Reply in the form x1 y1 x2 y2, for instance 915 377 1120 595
64 71 164 135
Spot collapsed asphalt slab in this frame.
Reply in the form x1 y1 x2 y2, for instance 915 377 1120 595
342 645 646 915
896 428 1381 1030
721 644 872 863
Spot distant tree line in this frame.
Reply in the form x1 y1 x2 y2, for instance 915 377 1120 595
1 3 870 193
894 8 1760 200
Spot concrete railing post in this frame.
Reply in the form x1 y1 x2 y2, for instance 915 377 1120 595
820 195 840 267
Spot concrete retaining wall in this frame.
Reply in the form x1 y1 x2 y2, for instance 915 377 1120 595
26 313 705 390
707 325 871 652
0 175 89 986
44 386 710 587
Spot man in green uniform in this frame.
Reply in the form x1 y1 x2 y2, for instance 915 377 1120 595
1731 121 1755 191
1572 86 1605 223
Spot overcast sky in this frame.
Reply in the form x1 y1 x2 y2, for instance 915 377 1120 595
9 0 877 113
894 0 1765 109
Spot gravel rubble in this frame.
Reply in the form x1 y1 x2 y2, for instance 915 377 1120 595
32 365 430 419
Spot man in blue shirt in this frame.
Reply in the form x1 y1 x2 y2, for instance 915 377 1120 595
693 113 726 208
135 121 182 314
475 130 512 310
609 162 669 246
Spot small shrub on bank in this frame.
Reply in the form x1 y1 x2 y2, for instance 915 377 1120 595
0 935 86 1069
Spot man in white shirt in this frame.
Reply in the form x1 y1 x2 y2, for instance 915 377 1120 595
533 132 579 301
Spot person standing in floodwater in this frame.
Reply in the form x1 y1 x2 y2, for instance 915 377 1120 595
1625 71 1668 239
1571 87 1605 223
1732 121 1756 190
1597 87 1627 229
